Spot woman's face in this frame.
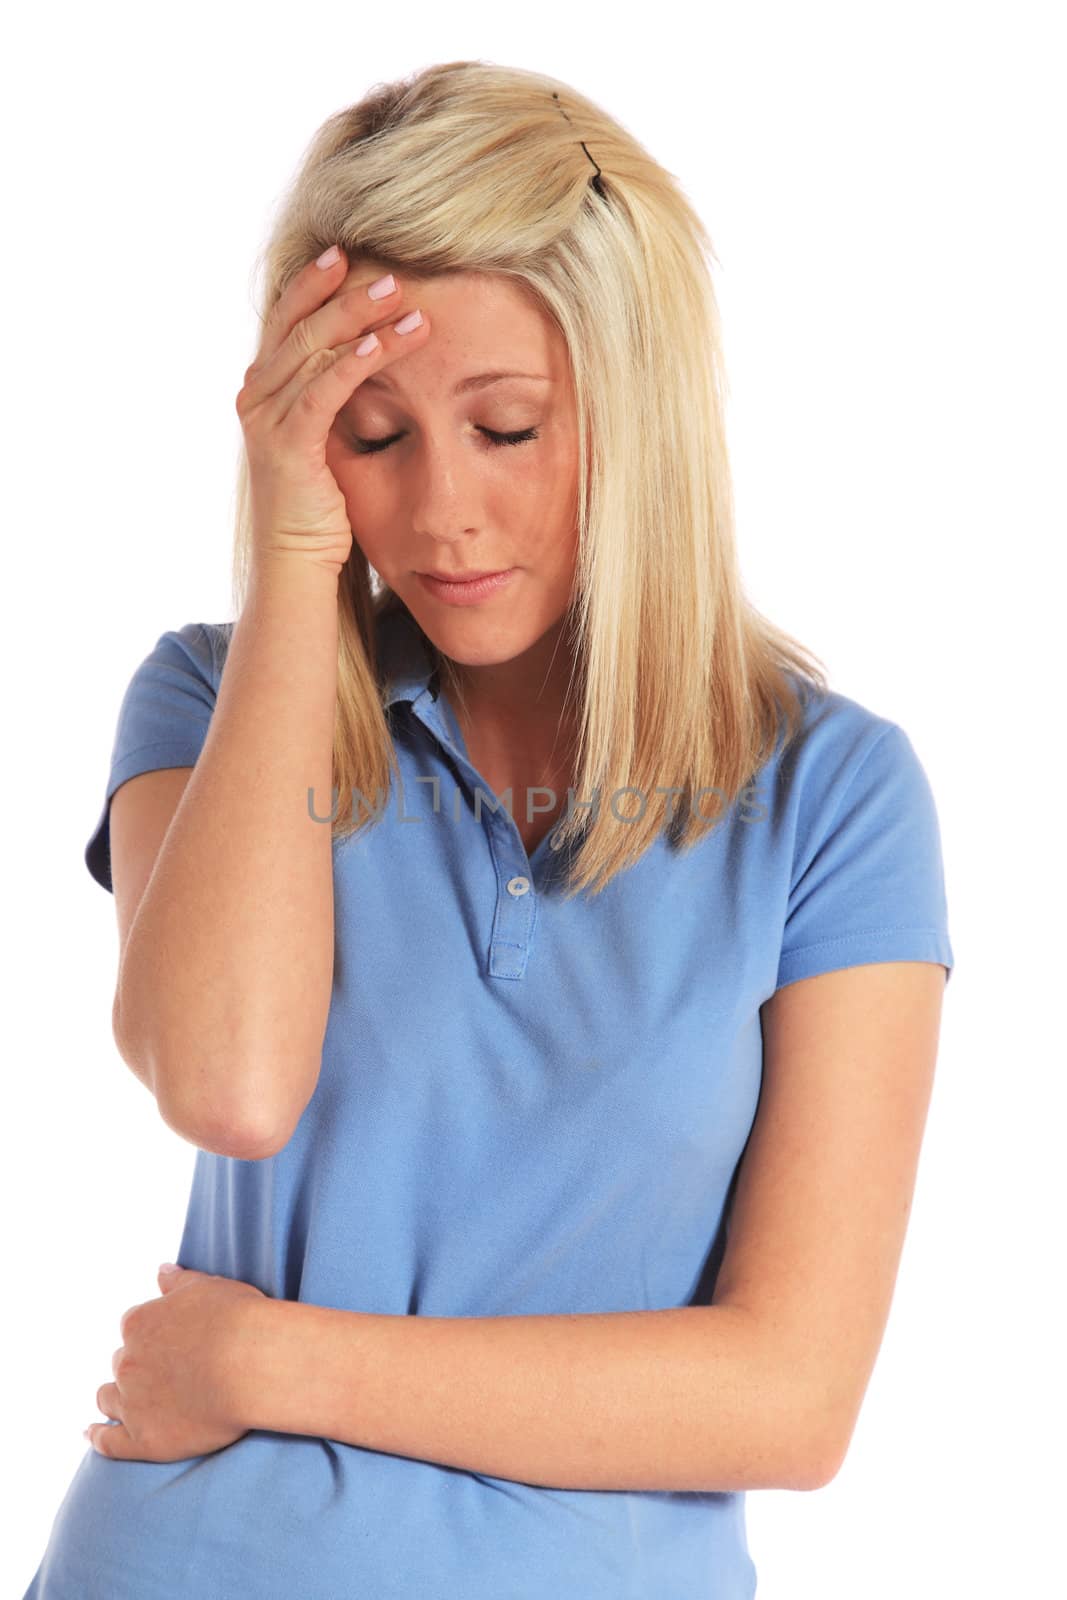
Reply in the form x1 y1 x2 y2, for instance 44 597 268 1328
326 267 581 673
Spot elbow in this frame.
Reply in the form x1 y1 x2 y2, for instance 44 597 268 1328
112 989 311 1159
707 1302 847 1491
793 1444 843 1494
156 1080 298 1161
714 1303 856 1491
801 1440 848 1493
792 1381 856 1492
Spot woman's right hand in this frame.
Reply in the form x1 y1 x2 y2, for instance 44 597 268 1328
235 246 432 577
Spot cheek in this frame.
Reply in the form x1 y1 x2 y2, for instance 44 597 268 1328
534 449 581 562
323 450 389 571
325 437 393 512
502 434 578 509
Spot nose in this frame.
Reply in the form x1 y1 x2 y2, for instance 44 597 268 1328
408 430 485 546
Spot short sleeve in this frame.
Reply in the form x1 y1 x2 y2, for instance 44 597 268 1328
775 721 955 990
84 623 221 894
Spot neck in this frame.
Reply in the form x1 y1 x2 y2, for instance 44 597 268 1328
438 619 580 781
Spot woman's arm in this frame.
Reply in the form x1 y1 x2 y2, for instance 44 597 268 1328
238 1297 816 1493
215 961 946 1491
113 561 339 1158
90 961 945 1484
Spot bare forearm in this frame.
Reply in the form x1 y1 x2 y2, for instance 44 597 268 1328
241 1298 825 1493
115 558 339 1154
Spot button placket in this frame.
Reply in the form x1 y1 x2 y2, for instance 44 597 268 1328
409 690 539 981
484 806 539 979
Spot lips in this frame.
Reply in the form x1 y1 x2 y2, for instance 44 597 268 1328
416 568 517 605
418 569 506 582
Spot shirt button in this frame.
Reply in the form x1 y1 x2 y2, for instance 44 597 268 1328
506 875 531 897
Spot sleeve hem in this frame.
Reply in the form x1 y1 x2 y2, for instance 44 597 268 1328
776 926 955 990
84 742 205 895
106 741 205 795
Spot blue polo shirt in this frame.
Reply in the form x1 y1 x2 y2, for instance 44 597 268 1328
25 603 954 1599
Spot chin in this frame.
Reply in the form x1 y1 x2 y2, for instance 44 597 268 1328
421 624 534 668
411 608 551 667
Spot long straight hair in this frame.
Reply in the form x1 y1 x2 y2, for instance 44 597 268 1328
230 60 828 899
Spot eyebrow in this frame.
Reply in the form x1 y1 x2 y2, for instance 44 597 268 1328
360 370 553 397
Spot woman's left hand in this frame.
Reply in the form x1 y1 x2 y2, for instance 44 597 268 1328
85 1263 270 1463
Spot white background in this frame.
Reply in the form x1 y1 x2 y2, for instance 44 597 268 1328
6 2 1061 1594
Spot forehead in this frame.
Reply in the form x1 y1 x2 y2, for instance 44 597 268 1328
344 264 554 340
341 265 569 396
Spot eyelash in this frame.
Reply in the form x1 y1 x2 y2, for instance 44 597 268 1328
351 426 539 456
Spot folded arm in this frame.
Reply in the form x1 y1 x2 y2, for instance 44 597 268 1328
240 1297 825 1492
235 960 945 1493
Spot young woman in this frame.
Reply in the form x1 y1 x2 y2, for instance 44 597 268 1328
25 61 954 1600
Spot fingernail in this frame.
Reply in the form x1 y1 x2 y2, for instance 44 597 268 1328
393 309 423 335
367 273 396 300
315 244 341 270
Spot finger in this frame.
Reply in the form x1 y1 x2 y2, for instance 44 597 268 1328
87 1420 136 1459
240 269 405 422
119 1300 148 1339
96 1379 122 1418
271 306 432 445
111 1346 123 1379
253 245 349 368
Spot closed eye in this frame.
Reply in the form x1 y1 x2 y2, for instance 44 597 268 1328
351 426 539 456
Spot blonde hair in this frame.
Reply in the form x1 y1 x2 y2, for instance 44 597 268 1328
231 60 828 899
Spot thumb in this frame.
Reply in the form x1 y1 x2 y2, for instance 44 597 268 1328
157 1262 186 1291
